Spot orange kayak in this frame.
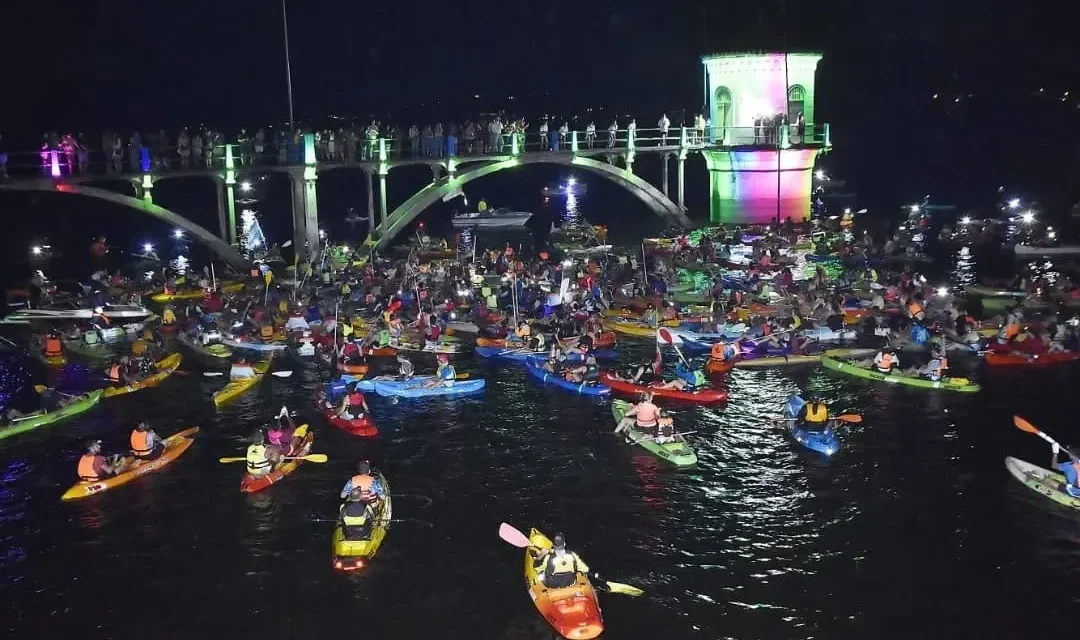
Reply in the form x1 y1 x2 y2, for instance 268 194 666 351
558 331 616 350
61 427 199 500
704 358 735 376
985 351 1080 367
524 528 603 639
337 361 370 375
240 425 313 493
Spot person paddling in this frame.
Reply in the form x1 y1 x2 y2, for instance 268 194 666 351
615 392 659 438
77 439 124 482
533 533 590 589
797 395 831 433
245 429 280 477
423 353 456 388
339 460 386 504
339 488 378 540
396 354 415 381
337 383 370 420
1050 443 1080 498
129 421 164 460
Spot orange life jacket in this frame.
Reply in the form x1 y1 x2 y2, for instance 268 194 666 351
44 336 63 357
635 402 658 427
711 342 726 361
877 353 894 370
907 301 925 319
77 454 102 481
108 364 121 383
350 474 376 502
130 431 154 456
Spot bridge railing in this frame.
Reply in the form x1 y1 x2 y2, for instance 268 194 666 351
0 124 830 180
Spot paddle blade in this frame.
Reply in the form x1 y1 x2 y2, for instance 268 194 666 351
498 522 532 548
835 414 863 424
300 453 327 463
271 371 294 378
604 581 644 597
34 384 46 393
1013 415 1040 434
218 456 245 463
203 372 226 377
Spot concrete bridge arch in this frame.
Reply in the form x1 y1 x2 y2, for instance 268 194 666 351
369 154 691 251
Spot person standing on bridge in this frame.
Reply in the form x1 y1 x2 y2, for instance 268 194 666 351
538 118 549 151
558 122 569 149
585 122 596 148
607 120 618 148
658 114 670 145
408 125 420 157
434 123 444 158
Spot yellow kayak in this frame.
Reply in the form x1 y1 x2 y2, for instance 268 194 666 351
213 354 273 407
332 472 392 571
61 427 199 500
606 319 658 338
103 354 182 398
150 281 245 303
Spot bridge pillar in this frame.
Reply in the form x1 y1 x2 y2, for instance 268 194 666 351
430 164 442 183
140 174 154 203
365 168 375 226
661 153 670 197
303 133 319 256
570 131 579 154
214 177 228 241
289 171 306 251
624 151 635 174
224 144 238 246
677 129 690 211
378 140 389 229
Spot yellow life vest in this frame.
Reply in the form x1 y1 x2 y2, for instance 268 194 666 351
804 403 828 423
246 444 271 473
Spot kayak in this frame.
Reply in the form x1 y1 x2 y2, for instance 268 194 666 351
176 332 232 361
965 285 1026 298
558 331 616 350
37 352 66 367
1005 456 1080 510
476 346 618 362
150 290 207 303
985 351 1080 367
61 426 199 500
599 372 727 404
214 354 273 407
0 390 103 442
611 399 697 466
525 359 610 396
319 383 377 437
62 338 115 363
783 395 839 456
800 327 859 342
337 361 370 375
240 424 313 493
103 353 182 398
221 336 288 352
606 319 658 338
397 341 463 354
524 528 604 640
332 472 392 571
372 377 485 398
821 355 980 392
734 347 878 368
705 358 735 376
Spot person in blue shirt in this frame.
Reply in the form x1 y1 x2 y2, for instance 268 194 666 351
674 361 707 389
423 353 456 388
1051 443 1080 498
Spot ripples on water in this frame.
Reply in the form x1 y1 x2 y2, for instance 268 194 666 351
2 273 1080 637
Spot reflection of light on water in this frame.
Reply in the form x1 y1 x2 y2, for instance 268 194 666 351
563 190 580 226
171 254 190 274
950 246 976 287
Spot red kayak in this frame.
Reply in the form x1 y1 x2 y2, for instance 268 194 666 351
598 372 727 404
985 351 1080 367
319 403 377 437
337 361 370 375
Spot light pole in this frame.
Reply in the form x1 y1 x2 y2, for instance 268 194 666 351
281 0 295 130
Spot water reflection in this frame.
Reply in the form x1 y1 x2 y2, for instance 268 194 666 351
951 246 977 287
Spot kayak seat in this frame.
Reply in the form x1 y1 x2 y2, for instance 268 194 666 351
343 524 373 541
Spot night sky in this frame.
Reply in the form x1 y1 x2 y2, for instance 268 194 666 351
4 0 1079 213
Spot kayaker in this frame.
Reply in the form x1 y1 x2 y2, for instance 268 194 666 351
339 460 386 503
43 330 64 360
916 346 948 381
655 411 677 443
230 357 256 380
129 421 165 460
710 340 740 363
997 310 1023 344
338 383 370 420
509 320 531 344
77 439 124 481
533 533 590 589
564 350 599 384
339 488 378 540
1050 443 1080 498
906 292 927 323
674 361 707 389
106 358 125 385
396 354 415 381
245 430 280 476
267 406 298 450
796 396 830 433
614 392 659 437
161 305 177 327
424 353 457 388
871 347 899 374
340 338 363 363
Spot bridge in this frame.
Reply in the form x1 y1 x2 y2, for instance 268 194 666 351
0 122 831 263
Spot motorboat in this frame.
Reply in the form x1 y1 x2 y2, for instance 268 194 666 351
1 303 154 324
451 207 533 228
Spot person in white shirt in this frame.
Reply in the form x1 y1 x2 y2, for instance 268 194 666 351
657 114 670 145
607 120 618 148
585 122 596 148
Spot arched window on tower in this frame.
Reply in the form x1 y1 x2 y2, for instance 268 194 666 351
787 85 806 142
714 87 732 144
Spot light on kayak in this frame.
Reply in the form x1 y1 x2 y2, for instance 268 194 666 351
1008 198 1021 209
936 286 949 297
31 245 42 255
240 181 252 192
143 243 153 253
961 216 972 224
173 229 183 239
1021 210 1035 224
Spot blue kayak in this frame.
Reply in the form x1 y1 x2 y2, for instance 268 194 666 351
372 377 486 398
783 395 839 456
524 358 610 396
475 346 618 362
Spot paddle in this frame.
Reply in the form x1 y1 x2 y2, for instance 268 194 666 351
770 414 863 424
218 453 328 463
32 384 83 398
270 371 294 378
629 430 697 444
497 523 644 597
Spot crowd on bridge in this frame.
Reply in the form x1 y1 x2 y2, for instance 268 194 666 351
0 107 810 180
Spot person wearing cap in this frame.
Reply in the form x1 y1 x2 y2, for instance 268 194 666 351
424 353 456 388
395 354 415 381
77 439 124 482
533 533 590 589
129 421 164 460
1051 443 1080 498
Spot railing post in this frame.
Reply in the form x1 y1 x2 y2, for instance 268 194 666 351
780 125 791 150
823 123 832 148
571 130 579 154
378 138 388 163
49 150 61 178
679 127 688 149
141 173 154 202
627 127 635 151
511 133 520 156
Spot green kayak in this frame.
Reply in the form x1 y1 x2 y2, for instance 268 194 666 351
611 399 698 467
820 356 981 393
63 338 116 363
0 390 104 442
1005 456 1080 510
177 332 232 363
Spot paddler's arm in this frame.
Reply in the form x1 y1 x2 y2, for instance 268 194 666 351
339 479 354 500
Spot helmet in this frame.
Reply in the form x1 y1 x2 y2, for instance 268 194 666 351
552 533 566 550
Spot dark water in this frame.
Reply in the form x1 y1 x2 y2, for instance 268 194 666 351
5 179 1080 639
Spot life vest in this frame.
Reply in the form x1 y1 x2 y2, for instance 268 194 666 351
278 300 289 314
437 364 456 380
635 402 658 427
131 339 147 357
260 324 274 340
341 502 372 527
342 342 360 358
246 444 272 473
108 363 122 383
804 402 828 424
349 474 376 502
544 550 580 579
162 308 176 325
77 454 103 481
999 323 1020 341
762 323 772 336
877 353 894 371
130 430 154 456
711 342 726 361
44 336 63 357
927 357 948 380
907 301 925 320
346 392 366 408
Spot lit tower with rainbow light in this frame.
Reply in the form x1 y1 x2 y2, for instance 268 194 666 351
700 52 830 224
